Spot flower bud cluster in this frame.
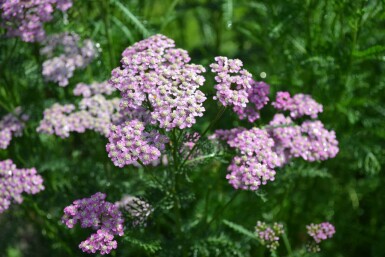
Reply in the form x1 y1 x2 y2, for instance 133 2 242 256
255 221 284 251
225 128 283 191
62 192 124 255
0 0 72 42
116 195 153 227
106 120 169 168
210 57 252 108
41 32 97 86
109 34 206 130
0 108 28 149
272 91 323 119
0 159 44 213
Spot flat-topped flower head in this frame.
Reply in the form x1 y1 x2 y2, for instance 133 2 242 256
109 34 206 130
0 159 44 213
0 0 72 42
0 107 28 149
225 128 282 191
255 221 284 251
62 192 124 255
37 88 121 138
74 81 116 98
106 120 169 167
306 222 335 252
41 32 97 86
272 91 323 119
210 56 252 108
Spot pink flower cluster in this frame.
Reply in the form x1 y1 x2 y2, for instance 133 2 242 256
210 57 252 108
307 222 335 243
212 89 338 191
41 32 97 86
62 192 124 255
272 91 323 119
0 159 44 213
37 82 121 138
225 128 283 190
106 120 169 168
116 195 153 227
74 81 116 98
268 114 339 163
306 222 335 252
233 81 270 122
0 0 72 42
255 221 284 251
0 108 28 149
109 34 206 130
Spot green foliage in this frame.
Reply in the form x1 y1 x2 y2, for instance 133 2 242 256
1 0 385 256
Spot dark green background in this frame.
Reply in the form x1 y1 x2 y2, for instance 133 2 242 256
1 0 384 256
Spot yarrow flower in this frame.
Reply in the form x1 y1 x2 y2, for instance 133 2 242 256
106 120 169 168
306 222 335 252
268 114 339 162
0 0 72 42
225 128 283 191
116 195 153 227
255 221 284 251
109 34 206 131
0 159 44 213
74 81 116 98
0 107 28 149
233 80 270 122
272 91 323 119
41 32 97 86
210 56 252 108
212 89 339 191
62 192 124 255
37 81 121 138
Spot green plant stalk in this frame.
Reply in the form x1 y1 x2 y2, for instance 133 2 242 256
179 106 226 170
282 232 293 257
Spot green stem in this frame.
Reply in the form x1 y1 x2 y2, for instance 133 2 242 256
282 232 293 257
102 0 115 70
206 191 240 227
179 106 226 170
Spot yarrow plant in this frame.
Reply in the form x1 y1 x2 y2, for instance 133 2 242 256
306 222 336 252
62 192 124 255
0 0 72 42
254 221 284 251
0 159 44 213
40 32 97 86
0 107 28 149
